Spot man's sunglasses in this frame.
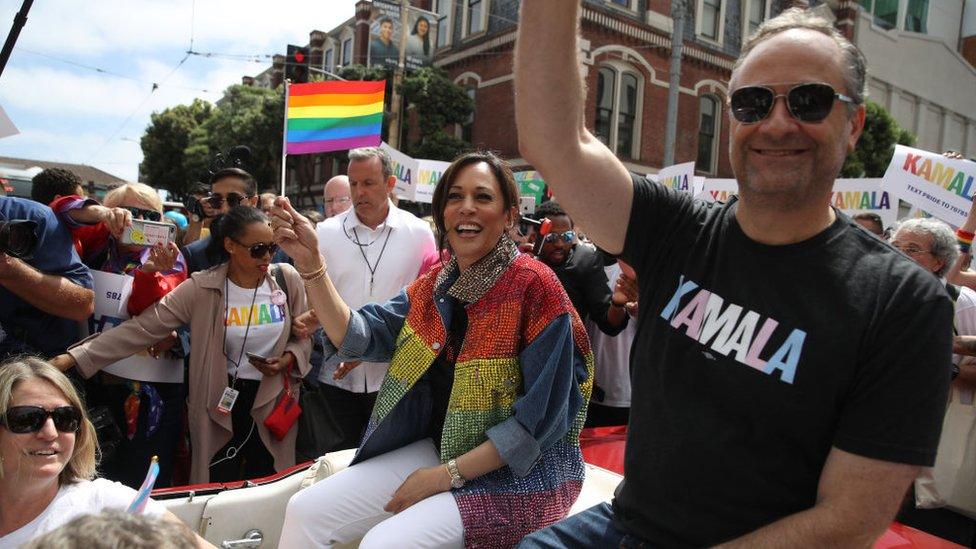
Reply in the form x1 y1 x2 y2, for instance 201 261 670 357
231 238 278 259
1 405 82 434
123 206 162 222
543 230 576 244
205 193 247 209
730 82 857 124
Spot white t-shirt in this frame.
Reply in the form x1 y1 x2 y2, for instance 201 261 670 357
952 283 976 368
585 264 636 408
0 478 166 548
315 202 437 392
224 278 287 381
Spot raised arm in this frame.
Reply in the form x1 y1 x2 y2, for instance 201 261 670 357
514 1 633 254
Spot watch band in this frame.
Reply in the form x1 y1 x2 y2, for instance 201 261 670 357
447 458 465 489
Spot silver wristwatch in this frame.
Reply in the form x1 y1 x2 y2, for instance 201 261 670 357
447 458 465 489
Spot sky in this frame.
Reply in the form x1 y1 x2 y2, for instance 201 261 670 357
0 0 358 182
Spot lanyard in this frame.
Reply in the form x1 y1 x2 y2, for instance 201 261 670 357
223 277 261 388
344 217 393 296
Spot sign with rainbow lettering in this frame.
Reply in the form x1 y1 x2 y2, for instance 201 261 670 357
414 159 451 204
380 142 417 201
883 145 976 227
651 162 696 194
831 179 895 228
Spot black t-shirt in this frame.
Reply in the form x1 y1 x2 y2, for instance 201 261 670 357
615 175 953 546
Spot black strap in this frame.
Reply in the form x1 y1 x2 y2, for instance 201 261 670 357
946 282 961 336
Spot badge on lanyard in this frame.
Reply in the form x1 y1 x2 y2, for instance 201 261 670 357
217 387 240 414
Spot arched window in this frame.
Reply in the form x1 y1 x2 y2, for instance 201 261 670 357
594 64 643 158
697 95 720 174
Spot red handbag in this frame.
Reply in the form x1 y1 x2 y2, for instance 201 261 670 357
263 361 302 441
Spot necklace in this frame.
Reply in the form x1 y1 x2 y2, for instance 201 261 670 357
342 215 385 247
350 224 393 296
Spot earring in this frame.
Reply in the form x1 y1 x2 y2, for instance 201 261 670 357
0 455 5 480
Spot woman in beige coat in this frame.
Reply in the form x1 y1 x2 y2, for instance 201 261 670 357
52 206 310 484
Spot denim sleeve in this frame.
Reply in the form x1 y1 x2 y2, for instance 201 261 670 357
486 313 587 477
318 289 411 368
29 203 93 290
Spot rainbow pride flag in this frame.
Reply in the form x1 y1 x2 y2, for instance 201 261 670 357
285 81 385 155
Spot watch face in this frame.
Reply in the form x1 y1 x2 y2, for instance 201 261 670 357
451 477 465 489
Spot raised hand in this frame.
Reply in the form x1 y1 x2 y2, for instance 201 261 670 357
269 197 322 272
141 242 180 274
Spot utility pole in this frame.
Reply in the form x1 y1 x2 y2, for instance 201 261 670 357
0 0 33 79
663 0 686 167
387 0 410 149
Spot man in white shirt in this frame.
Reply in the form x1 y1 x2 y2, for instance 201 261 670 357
314 147 437 449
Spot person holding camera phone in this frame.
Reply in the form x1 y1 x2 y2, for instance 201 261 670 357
184 168 259 275
51 205 311 484
49 182 188 489
0 196 94 361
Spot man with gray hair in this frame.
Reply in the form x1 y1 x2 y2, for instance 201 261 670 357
306 146 437 450
515 4 952 547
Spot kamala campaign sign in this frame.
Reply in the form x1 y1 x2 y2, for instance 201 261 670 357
700 179 739 203
652 162 696 193
414 159 451 203
698 178 894 226
831 179 895 228
883 145 976 227
380 142 417 201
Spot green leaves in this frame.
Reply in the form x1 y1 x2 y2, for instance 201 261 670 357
841 100 917 178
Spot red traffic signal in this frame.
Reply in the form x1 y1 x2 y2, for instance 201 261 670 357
286 44 310 83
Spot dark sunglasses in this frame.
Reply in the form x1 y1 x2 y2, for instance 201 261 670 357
1 405 82 434
543 230 576 244
205 193 247 209
231 238 278 259
730 82 857 124
123 206 162 222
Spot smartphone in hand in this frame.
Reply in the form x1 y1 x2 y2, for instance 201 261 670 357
121 219 176 247
245 351 272 364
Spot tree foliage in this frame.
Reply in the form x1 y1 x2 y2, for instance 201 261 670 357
401 67 473 160
841 100 916 178
140 65 474 204
139 99 212 197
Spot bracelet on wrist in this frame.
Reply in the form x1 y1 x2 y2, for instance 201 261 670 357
303 271 327 285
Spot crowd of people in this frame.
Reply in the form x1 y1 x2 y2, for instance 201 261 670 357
1 3 974 548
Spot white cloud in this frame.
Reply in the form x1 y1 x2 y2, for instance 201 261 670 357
0 1 359 183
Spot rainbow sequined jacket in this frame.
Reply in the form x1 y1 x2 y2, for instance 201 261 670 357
322 244 594 548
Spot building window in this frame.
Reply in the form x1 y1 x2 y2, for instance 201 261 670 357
859 0 899 29
594 65 643 158
743 0 769 40
697 95 720 174
463 0 487 38
324 49 334 72
698 0 723 41
608 0 637 9
432 0 452 49
341 38 352 66
461 87 476 143
904 0 928 33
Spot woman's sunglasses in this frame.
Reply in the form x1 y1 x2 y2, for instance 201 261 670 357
730 82 857 124
543 230 576 244
1 405 82 434
123 206 162 222
232 238 278 259
205 193 246 209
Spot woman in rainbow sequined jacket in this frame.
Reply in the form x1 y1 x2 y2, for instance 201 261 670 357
272 151 593 548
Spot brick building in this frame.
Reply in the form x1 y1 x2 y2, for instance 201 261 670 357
246 0 976 203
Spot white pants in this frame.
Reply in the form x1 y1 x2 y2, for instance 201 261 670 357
278 439 464 549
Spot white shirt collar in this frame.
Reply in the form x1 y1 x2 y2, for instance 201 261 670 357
343 199 401 232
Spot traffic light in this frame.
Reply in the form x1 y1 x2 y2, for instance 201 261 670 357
286 44 310 83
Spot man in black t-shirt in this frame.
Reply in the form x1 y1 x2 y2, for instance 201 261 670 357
514 5 953 548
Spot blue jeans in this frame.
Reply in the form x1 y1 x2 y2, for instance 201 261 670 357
519 503 651 548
